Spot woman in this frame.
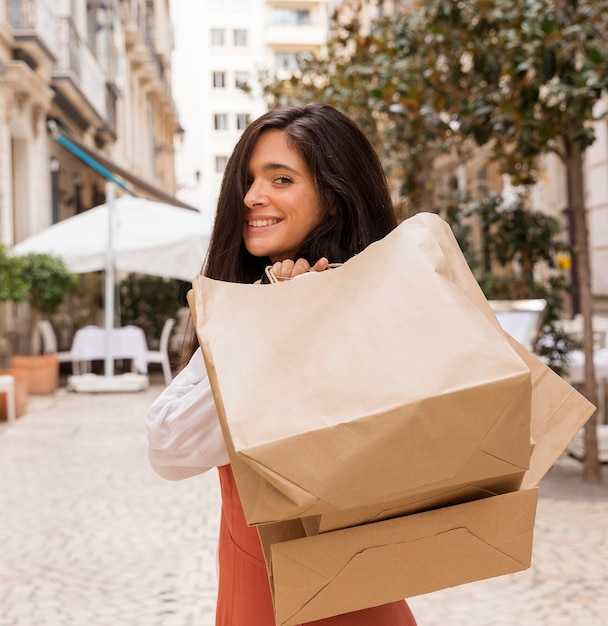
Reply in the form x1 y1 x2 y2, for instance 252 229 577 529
146 104 417 625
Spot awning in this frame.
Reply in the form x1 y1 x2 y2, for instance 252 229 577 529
48 121 199 211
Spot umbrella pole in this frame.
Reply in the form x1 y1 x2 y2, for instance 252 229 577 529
65 188 149 392
104 182 115 377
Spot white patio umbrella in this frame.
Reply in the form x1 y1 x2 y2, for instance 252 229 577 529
12 189 212 390
12 193 211 281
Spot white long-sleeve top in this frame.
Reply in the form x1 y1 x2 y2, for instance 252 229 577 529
146 348 229 480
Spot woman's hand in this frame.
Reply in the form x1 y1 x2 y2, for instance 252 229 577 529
271 257 329 280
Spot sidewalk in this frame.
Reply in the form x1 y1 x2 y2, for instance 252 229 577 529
1 380 607 626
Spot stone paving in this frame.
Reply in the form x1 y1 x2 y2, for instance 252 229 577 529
1 377 607 626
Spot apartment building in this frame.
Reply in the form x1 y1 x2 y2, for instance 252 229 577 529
0 0 187 249
171 0 332 218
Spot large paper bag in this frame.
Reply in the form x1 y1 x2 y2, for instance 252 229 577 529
258 324 594 626
259 488 539 626
189 213 533 525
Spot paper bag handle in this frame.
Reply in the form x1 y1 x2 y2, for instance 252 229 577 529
260 263 342 284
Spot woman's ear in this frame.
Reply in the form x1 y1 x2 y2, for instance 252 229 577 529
328 201 340 218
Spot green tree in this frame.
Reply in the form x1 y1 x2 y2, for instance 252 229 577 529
380 0 608 482
119 274 182 349
263 0 608 481
0 248 77 354
262 1 452 216
460 192 578 376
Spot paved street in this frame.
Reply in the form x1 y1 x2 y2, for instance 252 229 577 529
1 377 607 626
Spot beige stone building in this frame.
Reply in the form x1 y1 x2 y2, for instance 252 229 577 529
0 0 195 365
0 0 188 251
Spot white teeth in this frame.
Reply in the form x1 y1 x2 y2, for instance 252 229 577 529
249 219 279 227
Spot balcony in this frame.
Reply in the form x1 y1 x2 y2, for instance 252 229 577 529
265 21 328 47
120 0 174 111
8 0 57 68
121 0 155 65
50 17 108 129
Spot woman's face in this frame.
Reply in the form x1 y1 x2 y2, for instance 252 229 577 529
243 129 324 262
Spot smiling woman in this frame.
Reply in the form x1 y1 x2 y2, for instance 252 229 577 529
146 104 417 626
243 129 324 262
203 103 396 286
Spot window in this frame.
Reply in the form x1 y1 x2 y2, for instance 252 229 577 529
275 52 299 72
214 114 229 130
236 113 250 130
213 71 226 88
272 8 311 25
234 29 247 46
215 155 228 173
211 29 225 46
235 71 250 89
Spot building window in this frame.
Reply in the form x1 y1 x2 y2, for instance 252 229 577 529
213 71 226 88
214 113 229 131
272 8 311 25
236 113 250 130
215 155 228 173
235 71 250 89
275 52 299 72
211 28 225 46
234 29 247 46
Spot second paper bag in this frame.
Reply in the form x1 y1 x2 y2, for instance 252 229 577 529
189 213 532 525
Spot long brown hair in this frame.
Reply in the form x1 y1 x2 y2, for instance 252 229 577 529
181 104 396 363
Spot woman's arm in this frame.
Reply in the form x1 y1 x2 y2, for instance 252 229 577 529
146 348 229 480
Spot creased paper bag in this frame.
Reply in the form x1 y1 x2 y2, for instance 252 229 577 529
259 488 539 626
189 212 533 525
258 301 594 626
217 212 594 626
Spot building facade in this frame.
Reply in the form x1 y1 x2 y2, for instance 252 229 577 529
0 0 185 250
171 0 332 218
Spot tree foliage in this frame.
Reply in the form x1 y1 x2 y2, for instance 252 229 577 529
119 274 182 350
0 248 77 354
459 192 578 376
0 248 77 315
263 0 608 206
0 245 28 304
263 0 608 480
384 0 608 181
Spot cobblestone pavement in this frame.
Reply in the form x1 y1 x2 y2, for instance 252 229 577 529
1 378 607 626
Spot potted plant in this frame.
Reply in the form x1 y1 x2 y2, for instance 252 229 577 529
1 246 77 395
1 246 29 416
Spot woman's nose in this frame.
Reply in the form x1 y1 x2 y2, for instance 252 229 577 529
244 181 268 208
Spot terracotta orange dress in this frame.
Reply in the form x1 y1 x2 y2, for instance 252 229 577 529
216 464 417 626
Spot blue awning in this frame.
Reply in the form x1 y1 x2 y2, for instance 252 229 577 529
48 121 198 211
53 132 131 192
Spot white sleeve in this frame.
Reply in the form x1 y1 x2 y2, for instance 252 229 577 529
146 348 230 480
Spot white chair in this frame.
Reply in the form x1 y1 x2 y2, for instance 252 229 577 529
0 374 16 423
145 318 176 385
37 320 83 374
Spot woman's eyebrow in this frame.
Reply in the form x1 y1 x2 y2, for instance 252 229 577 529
262 162 299 174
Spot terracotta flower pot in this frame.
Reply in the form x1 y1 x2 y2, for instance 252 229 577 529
0 368 29 420
10 354 59 395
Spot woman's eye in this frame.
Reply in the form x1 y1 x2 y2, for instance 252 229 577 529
274 175 293 184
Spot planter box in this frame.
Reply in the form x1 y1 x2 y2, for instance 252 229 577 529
11 354 59 395
0 368 28 419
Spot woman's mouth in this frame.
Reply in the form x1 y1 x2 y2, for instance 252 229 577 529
248 219 280 227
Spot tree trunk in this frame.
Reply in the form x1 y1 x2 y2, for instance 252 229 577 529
566 144 601 482
416 147 436 214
